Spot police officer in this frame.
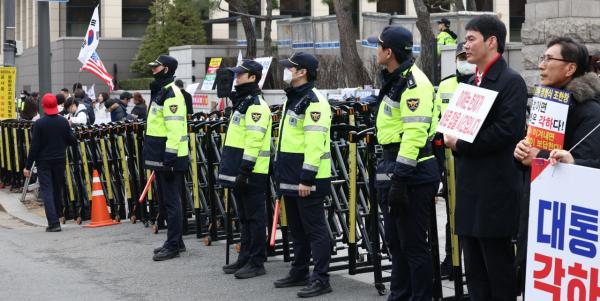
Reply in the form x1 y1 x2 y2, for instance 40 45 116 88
436 18 458 55
145 55 189 261
431 42 476 278
218 60 271 279
273 52 332 298
366 26 439 301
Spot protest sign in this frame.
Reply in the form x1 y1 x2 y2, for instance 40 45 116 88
201 58 223 91
436 83 498 143
526 85 571 151
0 67 17 120
525 159 600 301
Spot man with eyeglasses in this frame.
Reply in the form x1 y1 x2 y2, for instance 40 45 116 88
443 15 527 301
513 37 600 295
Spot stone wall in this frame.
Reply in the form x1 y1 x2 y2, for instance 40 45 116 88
521 0 600 87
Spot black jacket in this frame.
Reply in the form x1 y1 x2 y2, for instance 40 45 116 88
130 103 147 120
181 89 193 116
454 57 528 237
26 115 77 169
537 73 600 168
107 100 127 122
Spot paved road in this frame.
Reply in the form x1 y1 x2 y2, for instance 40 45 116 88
0 210 386 301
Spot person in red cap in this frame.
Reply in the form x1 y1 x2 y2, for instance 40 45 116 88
23 93 77 232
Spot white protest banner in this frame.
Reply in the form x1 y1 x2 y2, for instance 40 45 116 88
436 83 498 143
526 85 571 151
200 58 223 91
254 57 273 88
525 159 600 301
86 84 96 101
77 5 100 65
232 50 244 89
192 94 210 112
185 83 200 96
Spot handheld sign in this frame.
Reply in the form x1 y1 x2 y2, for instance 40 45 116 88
436 83 498 143
526 85 571 151
525 159 600 300
201 57 223 91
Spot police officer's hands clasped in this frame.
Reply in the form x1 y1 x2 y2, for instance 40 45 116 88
388 177 409 217
298 184 312 198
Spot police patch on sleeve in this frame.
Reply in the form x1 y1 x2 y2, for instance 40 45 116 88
310 112 321 122
251 112 262 122
169 105 178 114
406 98 420 112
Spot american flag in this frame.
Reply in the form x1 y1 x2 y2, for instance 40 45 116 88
81 51 114 91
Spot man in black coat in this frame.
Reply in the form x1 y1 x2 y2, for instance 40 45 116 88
23 94 77 232
444 15 527 301
175 79 194 118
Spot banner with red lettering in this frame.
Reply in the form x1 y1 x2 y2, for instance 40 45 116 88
436 83 498 143
526 160 600 300
526 85 570 151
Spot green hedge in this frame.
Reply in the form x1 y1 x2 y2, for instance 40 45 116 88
118 78 154 90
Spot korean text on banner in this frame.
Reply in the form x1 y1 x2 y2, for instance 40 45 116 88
201 58 223 91
436 83 498 143
0 67 17 120
525 160 600 301
526 85 570 151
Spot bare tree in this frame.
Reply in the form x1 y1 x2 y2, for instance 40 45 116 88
467 0 476 11
263 0 274 57
413 0 436 81
454 0 465 11
332 0 371 87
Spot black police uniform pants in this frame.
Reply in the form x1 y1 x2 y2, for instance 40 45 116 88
285 195 331 284
233 181 267 267
461 236 517 301
378 182 437 301
155 170 184 251
38 163 66 226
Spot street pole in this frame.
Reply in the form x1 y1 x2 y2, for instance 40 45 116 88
38 1 52 98
3 0 16 66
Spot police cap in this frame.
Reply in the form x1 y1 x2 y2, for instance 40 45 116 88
279 52 319 71
148 54 178 71
367 26 413 54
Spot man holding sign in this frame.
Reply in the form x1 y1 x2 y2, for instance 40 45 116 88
443 15 527 301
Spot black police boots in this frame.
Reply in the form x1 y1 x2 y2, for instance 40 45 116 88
46 224 61 232
222 260 246 274
234 262 266 279
273 274 309 288
152 248 179 261
153 242 186 254
297 280 332 298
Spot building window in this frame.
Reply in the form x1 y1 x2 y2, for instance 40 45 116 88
509 0 524 42
123 0 151 37
377 0 405 15
280 0 310 18
66 0 96 37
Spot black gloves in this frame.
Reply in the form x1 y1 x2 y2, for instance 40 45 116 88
388 176 409 217
163 152 177 168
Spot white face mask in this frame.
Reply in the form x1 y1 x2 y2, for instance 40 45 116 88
457 60 476 75
283 68 293 85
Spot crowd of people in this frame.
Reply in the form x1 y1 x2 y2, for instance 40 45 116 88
17 13 600 301
18 84 149 125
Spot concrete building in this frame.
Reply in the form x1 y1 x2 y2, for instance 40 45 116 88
0 0 524 93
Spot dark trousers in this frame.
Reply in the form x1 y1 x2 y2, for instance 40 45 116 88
461 236 517 301
233 179 267 267
284 195 331 283
38 163 66 226
433 143 452 262
378 182 437 301
155 170 184 251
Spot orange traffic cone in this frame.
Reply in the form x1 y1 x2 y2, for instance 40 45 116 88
84 170 119 228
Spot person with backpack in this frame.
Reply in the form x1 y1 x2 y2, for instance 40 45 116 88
73 89 96 124
64 98 88 125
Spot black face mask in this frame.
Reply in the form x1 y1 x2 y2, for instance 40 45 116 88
153 68 170 80
231 82 260 107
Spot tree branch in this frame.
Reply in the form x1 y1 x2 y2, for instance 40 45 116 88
217 0 274 20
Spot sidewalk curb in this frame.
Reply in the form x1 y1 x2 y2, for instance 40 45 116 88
0 188 47 227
